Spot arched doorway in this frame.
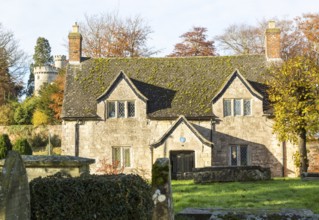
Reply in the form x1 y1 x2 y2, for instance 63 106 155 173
170 150 195 180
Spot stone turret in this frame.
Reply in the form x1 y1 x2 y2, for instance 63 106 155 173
54 55 67 69
34 65 58 96
265 21 281 61
68 22 82 64
34 55 67 96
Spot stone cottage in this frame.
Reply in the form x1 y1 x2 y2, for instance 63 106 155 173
61 22 299 178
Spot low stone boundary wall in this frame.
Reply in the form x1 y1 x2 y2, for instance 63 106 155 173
0 155 95 182
175 208 318 220
193 166 271 183
301 172 319 181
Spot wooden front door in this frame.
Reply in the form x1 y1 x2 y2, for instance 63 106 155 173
170 151 195 180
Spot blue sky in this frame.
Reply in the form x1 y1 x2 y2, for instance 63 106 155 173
1 0 319 61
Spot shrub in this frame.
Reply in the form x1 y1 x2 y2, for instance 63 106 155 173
13 138 33 155
0 134 12 159
96 158 124 174
32 110 49 126
30 174 153 220
14 97 38 125
0 103 16 125
29 132 48 149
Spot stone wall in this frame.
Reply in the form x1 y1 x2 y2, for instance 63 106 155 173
193 166 271 183
0 125 61 144
0 155 95 182
308 141 319 172
212 76 285 177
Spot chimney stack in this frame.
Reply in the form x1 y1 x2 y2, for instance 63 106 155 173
265 21 281 61
68 22 82 64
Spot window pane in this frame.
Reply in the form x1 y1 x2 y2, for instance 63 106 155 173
231 146 237 166
240 146 248 166
223 100 231 117
244 100 251 116
234 99 241 116
108 102 116 118
128 101 135 117
123 148 131 167
118 102 125 118
112 147 121 167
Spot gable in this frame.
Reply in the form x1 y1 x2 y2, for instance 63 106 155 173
62 56 268 120
150 115 213 148
212 70 263 104
97 71 147 103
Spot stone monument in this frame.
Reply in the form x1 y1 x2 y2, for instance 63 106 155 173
152 158 174 220
0 151 30 220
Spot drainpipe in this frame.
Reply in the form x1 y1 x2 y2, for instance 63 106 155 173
210 118 215 166
282 141 286 177
75 120 83 157
150 146 154 165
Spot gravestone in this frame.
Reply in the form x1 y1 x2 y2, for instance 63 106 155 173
0 151 30 220
152 158 174 220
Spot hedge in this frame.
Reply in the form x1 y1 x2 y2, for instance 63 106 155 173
29 173 153 220
13 138 33 155
0 134 12 159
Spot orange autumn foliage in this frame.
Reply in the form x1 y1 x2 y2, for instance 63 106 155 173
49 70 65 120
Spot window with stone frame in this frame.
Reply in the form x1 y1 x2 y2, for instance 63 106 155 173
107 101 135 118
112 147 131 168
108 101 116 118
243 99 251 116
234 99 242 116
230 145 248 166
223 99 252 117
128 101 135 117
118 101 125 118
223 99 232 117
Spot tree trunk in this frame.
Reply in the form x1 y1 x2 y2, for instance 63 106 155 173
298 128 308 175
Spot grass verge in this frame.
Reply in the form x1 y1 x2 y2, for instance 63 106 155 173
172 178 319 214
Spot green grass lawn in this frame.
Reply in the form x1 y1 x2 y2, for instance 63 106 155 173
172 178 319 214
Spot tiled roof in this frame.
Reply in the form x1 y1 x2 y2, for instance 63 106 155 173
62 55 268 120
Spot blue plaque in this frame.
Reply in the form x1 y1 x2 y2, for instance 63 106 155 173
180 137 186 143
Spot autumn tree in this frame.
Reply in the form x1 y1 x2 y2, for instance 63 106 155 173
297 13 319 58
267 56 319 174
80 13 154 58
35 68 65 124
168 26 216 57
49 68 65 120
0 23 27 104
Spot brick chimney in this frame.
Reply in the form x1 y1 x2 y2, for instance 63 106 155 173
265 21 281 61
68 22 82 64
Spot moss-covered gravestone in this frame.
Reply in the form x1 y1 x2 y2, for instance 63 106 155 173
152 158 174 220
0 151 30 220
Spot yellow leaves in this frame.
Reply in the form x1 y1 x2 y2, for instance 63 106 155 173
32 109 48 126
267 55 319 140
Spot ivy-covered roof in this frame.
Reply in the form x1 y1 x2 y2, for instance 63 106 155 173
62 55 268 120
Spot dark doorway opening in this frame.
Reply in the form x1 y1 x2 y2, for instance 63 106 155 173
170 150 195 180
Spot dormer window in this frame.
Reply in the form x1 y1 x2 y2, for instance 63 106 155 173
223 99 251 117
107 101 135 118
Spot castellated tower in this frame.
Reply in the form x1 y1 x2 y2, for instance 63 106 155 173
34 55 67 96
54 55 67 69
